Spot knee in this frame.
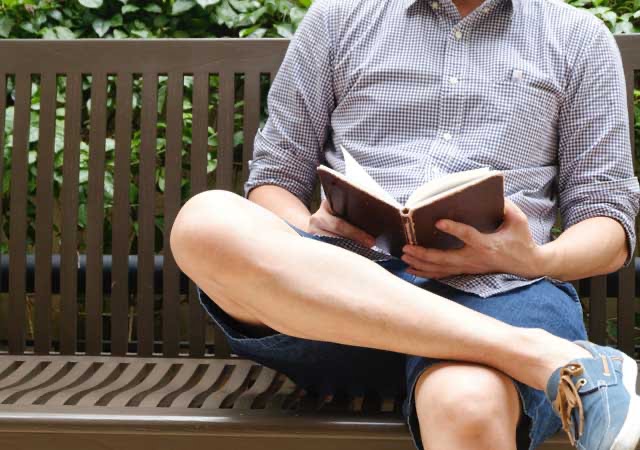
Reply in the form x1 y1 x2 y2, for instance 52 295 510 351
170 190 245 271
414 363 520 441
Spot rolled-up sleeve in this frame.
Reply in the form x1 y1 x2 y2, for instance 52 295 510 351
557 22 640 265
243 0 336 208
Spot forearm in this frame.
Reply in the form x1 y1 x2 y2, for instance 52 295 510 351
536 216 628 281
248 185 312 231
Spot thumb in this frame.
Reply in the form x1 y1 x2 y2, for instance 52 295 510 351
504 198 527 223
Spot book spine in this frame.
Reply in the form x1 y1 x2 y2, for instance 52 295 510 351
400 210 417 245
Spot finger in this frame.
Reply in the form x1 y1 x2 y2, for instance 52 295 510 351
328 215 376 247
401 253 456 273
435 219 482 245
402 245 462 266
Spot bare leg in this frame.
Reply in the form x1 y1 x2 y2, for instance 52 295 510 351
170 190 590 390
415 363 520 450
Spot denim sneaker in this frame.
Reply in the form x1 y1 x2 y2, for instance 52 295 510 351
545 341 640 450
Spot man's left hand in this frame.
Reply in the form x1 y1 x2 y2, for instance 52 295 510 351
401 199 547 279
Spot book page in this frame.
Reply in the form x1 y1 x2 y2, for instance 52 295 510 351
340 145 399 207
404 167 491 209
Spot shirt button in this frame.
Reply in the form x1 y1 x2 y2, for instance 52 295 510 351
431 1 440 9
449 76 459 85
454 30 463 40
442 132 452 141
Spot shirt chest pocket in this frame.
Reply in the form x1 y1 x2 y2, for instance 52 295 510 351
492 69 562 133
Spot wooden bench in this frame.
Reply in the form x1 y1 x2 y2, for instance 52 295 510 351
0 36 638 450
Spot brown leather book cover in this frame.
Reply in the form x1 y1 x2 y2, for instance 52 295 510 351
318 167 505 257
409 174 504 252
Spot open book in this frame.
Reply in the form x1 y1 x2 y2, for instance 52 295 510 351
317 146 505 256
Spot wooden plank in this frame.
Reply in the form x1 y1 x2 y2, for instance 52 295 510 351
241 70 260 184
213 70 234 357
0 74 6 306
200 361 253 409
59 73 82 356
34 72 57 355
617 262 636 356
187 73 209 357
85 73 108 356
169 363 226 408
216 70 234 192
136 73 158 357
44 360 121 406
0 40 290 75
7 73 31 355
111 74 133 356
588 276 607 345
162 72 183 357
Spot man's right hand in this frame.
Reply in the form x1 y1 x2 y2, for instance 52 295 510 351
307 199 376 248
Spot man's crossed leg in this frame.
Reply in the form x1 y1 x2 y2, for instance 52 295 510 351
170 190 640 450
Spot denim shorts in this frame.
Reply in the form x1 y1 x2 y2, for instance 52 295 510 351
195 222 588 450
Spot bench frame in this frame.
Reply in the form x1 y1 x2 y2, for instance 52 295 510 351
0 36 638 450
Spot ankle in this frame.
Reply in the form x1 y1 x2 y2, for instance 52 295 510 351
521 328 592 390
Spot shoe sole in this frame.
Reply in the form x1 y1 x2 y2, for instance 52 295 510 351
610 354 640 450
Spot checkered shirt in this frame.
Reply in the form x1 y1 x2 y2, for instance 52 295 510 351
244 0 640 298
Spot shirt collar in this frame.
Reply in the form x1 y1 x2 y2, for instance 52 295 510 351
403 0 522 14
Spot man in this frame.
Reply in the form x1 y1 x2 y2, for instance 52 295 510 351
170 0 640 448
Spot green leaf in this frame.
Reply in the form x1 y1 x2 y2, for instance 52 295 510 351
42 28 57 40
110 14 124 27
614 20 634 33
0 17 15 38
49 10 64 22
113 29 128 39
274 22 293 37
78 0 103 8
144 4 163 13
197 0 221 7
54 26 76 39
92 18 111 37
172 0 197 15
601 10 618 25
122 4 139 13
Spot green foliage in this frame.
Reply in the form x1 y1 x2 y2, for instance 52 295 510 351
0 0 308 39
566 0 640 32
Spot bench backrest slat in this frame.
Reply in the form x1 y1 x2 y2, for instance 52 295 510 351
86 73 108 356
163 72 185 357
111 73 134 356
59 72 83 355
137 73 159 357
588 275 607 345
34 72 57 355
8 73 31 355
187 73 211 357
242 70 262 185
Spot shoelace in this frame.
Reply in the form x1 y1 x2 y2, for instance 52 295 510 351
553 363 585 446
